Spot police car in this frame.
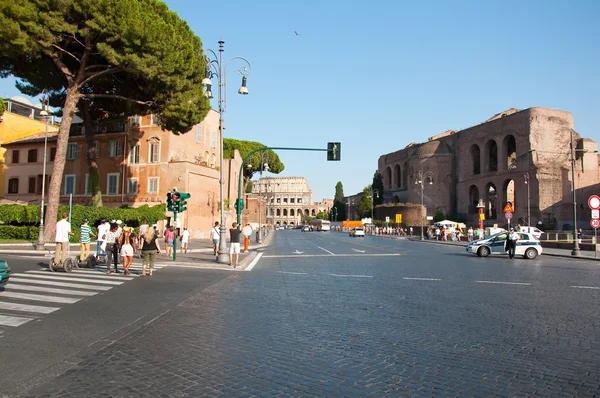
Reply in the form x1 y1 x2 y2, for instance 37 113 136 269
466 231 542 259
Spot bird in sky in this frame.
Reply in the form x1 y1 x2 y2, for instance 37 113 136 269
294 31 301 36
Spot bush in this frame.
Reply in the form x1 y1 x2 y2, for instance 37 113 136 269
0 225 39 240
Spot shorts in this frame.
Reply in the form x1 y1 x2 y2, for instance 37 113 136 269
167 240 173 247
121 244 134 257
212 239 220 246
229 242 240 254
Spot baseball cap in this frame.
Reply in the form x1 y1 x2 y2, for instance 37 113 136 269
82 218 89 223
116 220 122 225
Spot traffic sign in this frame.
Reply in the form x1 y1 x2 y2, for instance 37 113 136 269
395 214 402 223
503 202 514 213
592 209 600 219
505 211 513 220
591 219 600 229
589 195 600 210
385 216 390 223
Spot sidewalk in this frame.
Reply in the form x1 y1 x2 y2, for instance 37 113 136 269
408 236 600 261
0 231 275 270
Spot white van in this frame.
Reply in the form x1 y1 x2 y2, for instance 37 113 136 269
518 226 543 240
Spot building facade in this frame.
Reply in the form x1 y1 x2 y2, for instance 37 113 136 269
378 107 600 230
2 110 242 238
244 176 333 227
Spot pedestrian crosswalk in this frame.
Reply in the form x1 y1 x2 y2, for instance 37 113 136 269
0 262 169 329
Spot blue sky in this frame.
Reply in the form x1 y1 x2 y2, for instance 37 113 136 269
1 0 599 201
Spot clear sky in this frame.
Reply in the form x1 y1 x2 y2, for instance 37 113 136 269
1 0 598 201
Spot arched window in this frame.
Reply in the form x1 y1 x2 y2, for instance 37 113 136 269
486 183 497 219
485 140 498 172
402 162 408 189
394 164 401 188
290 209 295 217
504 179 515 209
470 144 481 175
468 185 480 214
276 208 281 217
385 167 392 189
304 209 309 216
283 209 288 216
503 135 517 169
311 209 316 216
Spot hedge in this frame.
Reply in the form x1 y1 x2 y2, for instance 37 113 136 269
0 204 166 242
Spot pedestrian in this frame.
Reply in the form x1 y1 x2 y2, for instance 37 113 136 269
54 212 74 266
409 226 413 236
505 227 520 259
119 226 135 275
210 221 220 256
105 223 120 274
468 226 474 242
164 225 175 257
141 226 162 276
96 219 109 257
79 218 95 262
229 222 241 267
116 220 123 237
180 227 190 253
577 228 583 244
137 218 149 253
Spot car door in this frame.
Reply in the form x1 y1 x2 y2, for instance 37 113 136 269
491 233 508 254
514 233 530 255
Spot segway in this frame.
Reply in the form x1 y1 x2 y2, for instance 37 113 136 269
49 256 76 272
73 254 97 269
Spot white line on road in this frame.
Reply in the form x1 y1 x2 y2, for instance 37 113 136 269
403 277 442 281
0 314 33 327
277 271 308 275
328 273 373 278
571 285 600 290
351 248 366 253
6 284 98 296
475 280 531 286
263 253 401 258
0 301 60 314
13 273 124 285
245 253 263 272
0 291 81 304
70 270 139 278
8 278 112 291
317 246 335 255
26 270 134 281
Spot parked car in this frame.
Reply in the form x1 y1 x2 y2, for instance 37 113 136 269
466 231 542 259
349 227 365 237
517 226 544 240
0 259 11 288
302 225 311 232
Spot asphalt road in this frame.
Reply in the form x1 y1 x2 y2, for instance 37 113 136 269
2 231 600 396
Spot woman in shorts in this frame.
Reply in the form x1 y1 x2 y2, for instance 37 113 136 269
119 226 135 275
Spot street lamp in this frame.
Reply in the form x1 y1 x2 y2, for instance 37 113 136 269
570 129 580 256
251 159 268 244
346 200 353 230
203 41 252 264
415 170 433 240
370 188 379 224
332 206 338 222
524 172 531 233
36 91 50 250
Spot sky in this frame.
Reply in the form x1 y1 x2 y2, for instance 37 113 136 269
1 0 599 201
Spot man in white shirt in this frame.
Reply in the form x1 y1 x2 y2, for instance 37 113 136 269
97 219 109 256
54 212 73 265
181 227 190 253
116 220 123 237
209 222 220 256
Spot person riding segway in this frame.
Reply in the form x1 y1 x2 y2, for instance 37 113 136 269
49 212 76 272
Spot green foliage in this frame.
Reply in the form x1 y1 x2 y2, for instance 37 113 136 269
0 225 39 240
223 138 285 180
332 200 346 221
245 180 253 193
357 186 373 218
372 170 384 206
433 209 446 222
334 181 344 202
316 211 329 220
0 97 5 115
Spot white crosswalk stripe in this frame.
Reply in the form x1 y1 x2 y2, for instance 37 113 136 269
0 264 170 328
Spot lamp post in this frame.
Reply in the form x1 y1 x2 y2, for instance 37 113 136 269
202 41 251 264
332 206 338 222
371 188 379 224
36 91 50 250
570 129 580 256
415 170 434 240
488 186 497 220
254 159 268 244
524 172 531 232
346 200 353 230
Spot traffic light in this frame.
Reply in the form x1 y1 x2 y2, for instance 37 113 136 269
166 192 175 211
234 198 244 214
177 192 191 212
171 191 181 213
327 142 341 161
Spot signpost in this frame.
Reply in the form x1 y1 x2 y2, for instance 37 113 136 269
589 195 600 257
395 214 402 223
503 202 514 230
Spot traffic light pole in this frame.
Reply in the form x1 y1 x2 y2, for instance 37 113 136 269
236 147 329 226
173 211 177 261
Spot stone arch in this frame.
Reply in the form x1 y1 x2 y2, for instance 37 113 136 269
394 164 401 188
304 209 309 216
503 135 517 170
470 144 481 175
393 195 400 204
311 209 316 216
503 179 515 210
468 185 480 214
385 166 392 189
290 209 295 217
486 183 498 219
283 208 288 217
402 161 408 189
485 140 498 172
297 208 302 217
276 208 281 217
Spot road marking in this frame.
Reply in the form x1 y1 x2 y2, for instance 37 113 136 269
278 271 308 275
475 280 531 286
0 291 81 304
328 273 373 278
245 253 263 272
12 273 124 285
70 270 139 278
0 301 60 314
351 248 366 253
293 250 304 254
5 284 98 296
403 277 442 281
317 246 335 255
263 253 401 258
8 278 112 291
571 285 600 290
0 314 33 327
26 270 134 281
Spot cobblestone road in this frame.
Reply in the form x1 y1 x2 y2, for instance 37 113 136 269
19 231 600 397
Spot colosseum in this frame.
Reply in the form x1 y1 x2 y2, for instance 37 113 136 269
378 107 600 230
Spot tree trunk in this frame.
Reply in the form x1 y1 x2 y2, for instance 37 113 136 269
43 88 80 242
81 101 103 206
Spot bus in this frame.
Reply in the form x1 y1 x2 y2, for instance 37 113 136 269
310 219 331 231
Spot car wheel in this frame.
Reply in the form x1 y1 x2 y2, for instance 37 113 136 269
478 246 490 257
524 248 538 259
